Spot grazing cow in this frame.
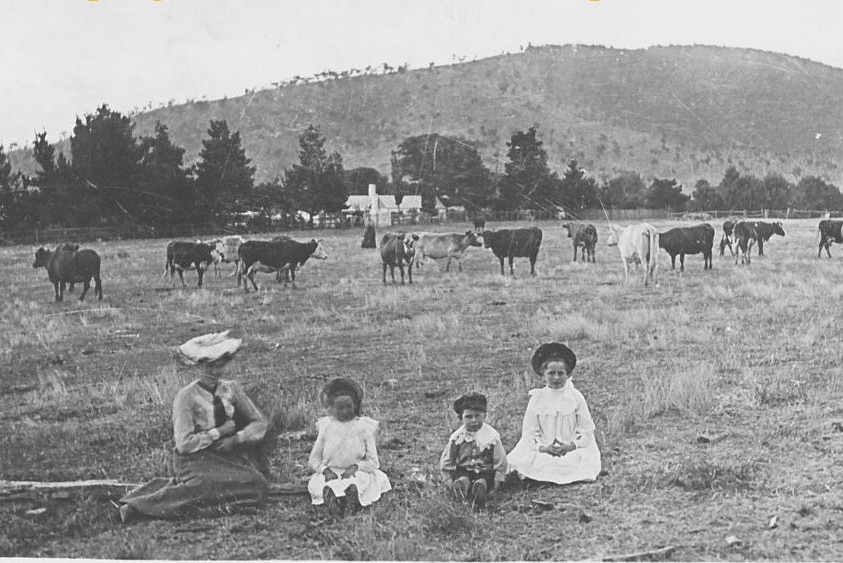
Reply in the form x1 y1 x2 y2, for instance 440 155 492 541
658 223 715 271
753 221 785 256
561 223 598 263
817 219 843 258
472 217 486 232
238 238 328 291
268 235 327 285
606 223 659 286
481 228 543 276
165 241 214 287
414 231 484 272
33 245 103 301
206 235 245 277
732 221 757 265
381 232 418 285
719 219 738 256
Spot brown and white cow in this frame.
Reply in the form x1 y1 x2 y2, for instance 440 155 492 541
414 231 484 272
561 223 598 263
381 232 418 285
165 241 215 287
238 238 328 291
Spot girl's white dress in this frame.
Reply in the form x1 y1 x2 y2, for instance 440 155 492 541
507 382 601 484
307 415 391 506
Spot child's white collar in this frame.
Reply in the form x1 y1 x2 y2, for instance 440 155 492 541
449 422 499 450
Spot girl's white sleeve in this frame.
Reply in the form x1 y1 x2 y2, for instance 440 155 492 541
357 425 380 473
573 396 596 449
521 396 543 450
308 422 327 472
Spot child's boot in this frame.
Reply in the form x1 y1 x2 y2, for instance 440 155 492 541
323 486 343 518
346 485 361 513
469 479 488 509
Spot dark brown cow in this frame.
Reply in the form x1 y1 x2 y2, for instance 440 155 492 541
561 223 597 262
165 241 214 287
33 245 103 301
753 221 785 256
472 217 486 232
381 232 418 285
481 228 543 275
658 223 714 271
238 238 328 291
818 219 843 258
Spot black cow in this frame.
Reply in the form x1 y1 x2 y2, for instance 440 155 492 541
381 232 418 285
481 228 543 275
753 221 785 256
719 219 738 256
658 223 714 271
818 219 843 258
472 217 486 232
165 241 214 287
561 223 597 262
238 238 328 291
33 245 103 302
732 221 757 265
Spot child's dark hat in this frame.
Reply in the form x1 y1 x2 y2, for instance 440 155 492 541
320 378 364 414
531 342 577 374
454 392 487 415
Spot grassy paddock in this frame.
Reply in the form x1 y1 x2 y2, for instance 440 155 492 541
2 218 843 559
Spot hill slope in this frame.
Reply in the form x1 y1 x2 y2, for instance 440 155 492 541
16 44 843 190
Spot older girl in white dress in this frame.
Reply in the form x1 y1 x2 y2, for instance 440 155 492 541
307 378 391 516
507 342 601 485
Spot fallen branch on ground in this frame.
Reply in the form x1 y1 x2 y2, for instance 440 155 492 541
602 545 680 562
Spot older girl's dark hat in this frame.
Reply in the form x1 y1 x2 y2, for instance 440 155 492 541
320 378 364 415
531 342 577 374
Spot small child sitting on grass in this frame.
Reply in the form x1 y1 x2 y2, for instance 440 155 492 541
439 392 507 508
307 378 391 517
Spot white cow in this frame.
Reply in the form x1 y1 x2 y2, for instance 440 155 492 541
413 231 484 272
606 223 659 286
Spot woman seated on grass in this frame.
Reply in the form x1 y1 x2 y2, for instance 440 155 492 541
117 331 269 523
307 378 391 517
507 342 601 485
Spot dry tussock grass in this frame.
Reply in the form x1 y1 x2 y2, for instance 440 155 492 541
3 219 843 559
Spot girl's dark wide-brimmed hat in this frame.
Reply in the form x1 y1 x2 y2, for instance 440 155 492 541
320 378 364 414
531 342 577 374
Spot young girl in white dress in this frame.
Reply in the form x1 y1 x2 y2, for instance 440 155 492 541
307 378 391 516
507 342 602 485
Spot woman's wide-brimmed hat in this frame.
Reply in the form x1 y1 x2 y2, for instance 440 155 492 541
453 392 487 416
320 378 364 414
531 342 577 374
177 330 242 365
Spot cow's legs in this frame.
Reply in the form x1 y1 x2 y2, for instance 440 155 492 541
177 269 187 287
670 255 676 270
529 255 537 276
818 239 826 258
79 281 90 301
679 254 685 272
94 275 103 300
197 269 204 288
498 256 505 275
509 256 515 276
382 263 388 285
757 239 764 256
53 281 61 302
573 245 577 262
397 264 405 285
407 263 413 284
248 271 260 292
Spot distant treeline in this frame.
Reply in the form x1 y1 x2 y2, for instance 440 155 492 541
1 105 841 234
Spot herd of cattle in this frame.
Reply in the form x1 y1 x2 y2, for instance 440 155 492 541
27 218 843 300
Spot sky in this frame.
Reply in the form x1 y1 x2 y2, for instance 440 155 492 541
2 0 842 149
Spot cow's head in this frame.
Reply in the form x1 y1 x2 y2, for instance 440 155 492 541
606 225 620 247
209 240 226 263
310 239 329 260
33 247 51 268
402 233 419 257
196 243 215 270
465 230 484 247
480 230 494 248
58 243 80 253
772 222 785 236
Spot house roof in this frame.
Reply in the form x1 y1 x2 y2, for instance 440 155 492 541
345 195 398 211
399 195 422 210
